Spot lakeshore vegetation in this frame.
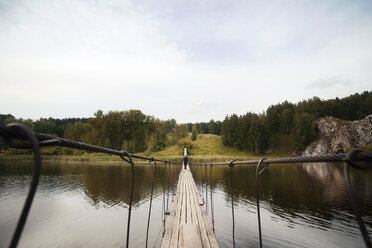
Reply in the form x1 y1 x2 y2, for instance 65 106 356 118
1 91 371 160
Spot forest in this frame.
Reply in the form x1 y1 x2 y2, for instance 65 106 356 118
0 91 371 155
221 91 372 154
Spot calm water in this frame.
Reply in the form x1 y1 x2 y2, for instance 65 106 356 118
0 161 371 247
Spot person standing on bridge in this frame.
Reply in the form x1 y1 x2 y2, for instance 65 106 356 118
182 155 189 170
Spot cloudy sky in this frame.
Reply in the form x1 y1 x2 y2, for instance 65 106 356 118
0 0 371 123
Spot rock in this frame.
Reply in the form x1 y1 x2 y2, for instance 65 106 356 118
303 114 372 155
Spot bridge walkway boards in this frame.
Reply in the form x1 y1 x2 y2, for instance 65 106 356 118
161 165 219 248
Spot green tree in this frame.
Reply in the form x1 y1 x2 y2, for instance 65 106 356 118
290 112 317 151
177 138 193 150
191 125 197 141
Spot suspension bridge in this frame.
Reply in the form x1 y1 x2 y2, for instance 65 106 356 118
0 123 371 248
161 148 218 248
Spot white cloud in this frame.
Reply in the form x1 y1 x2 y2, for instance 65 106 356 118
0 0 371 122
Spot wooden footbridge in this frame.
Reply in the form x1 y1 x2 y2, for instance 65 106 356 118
161 149 219 248
2 123 371 248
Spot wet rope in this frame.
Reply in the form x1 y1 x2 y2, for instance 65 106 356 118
120 152 135 248
0 123 171 163
0 123 178 248
145 158 156 248
229 159 238 248
200 163 204 203
205 164 208 215
343 149 372 248
6 124 41 248
255 158 269 248
162 162 166 236
152 223 165 248
192 151 372 166
209 163 215 233
172 162 175 202
165 161 170 215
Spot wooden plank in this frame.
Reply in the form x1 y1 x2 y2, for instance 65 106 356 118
189 174 219 248
161 173 183 248
179 223 202 248
162 168 219 248
186 173 197 224
169 171 186 248
161 173 180 248
186 174 196 224
186 174 192 224
180 173 186 225
186 172 209 248
187 172 211 248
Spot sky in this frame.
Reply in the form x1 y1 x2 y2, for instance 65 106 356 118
0 0 371 123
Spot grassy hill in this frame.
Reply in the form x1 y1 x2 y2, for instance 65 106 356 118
1 134 279 163
143 134 260 162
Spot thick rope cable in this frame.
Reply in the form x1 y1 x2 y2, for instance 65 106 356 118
2 123 372 248
0 124 171 163
200 164 204 204
120 152 135 248
162 162 166 236
165 161 170 215
209 163 215 233
343 149 372 248
205 164 208 215
145 158 156 248
0 123 178 248
255 158 268 248
172 162 175 203
229 159 238 248
6 124 41 248
192 151 372 166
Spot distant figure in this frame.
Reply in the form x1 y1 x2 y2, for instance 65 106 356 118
183 156 189 170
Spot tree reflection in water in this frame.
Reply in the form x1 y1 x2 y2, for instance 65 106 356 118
0 161 371 247
191 163 372 247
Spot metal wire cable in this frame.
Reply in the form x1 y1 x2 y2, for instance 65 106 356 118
343 149 372 248
120 153 135 248
205 164 208 215
165 161 170 215
0 124 171 164
2 123 372 247
200 164 204 204
172 162 175 203
209 163 215 233
229 159 238 248
162 162 166 236
191 151 372 166
7 123 41 248
256 158 268 248
0 123 178 248
145 158 156 248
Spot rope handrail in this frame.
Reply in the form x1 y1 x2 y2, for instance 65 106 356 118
191 149 372 248
2 122 372 247
0 123 179 248
191 151 372 166
0 123 175 164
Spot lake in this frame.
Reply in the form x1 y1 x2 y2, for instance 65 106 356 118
0 161 371 247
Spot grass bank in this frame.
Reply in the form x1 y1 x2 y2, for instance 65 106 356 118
0 134 292 163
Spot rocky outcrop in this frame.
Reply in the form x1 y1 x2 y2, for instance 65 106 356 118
303 114 372 155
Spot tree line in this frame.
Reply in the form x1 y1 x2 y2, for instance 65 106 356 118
0 110 189 154
185 120 222 135
221 91 372 154
1 91 371 155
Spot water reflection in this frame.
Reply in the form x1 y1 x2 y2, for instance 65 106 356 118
0 161 371 247
0 162 180 248
191 163 372 248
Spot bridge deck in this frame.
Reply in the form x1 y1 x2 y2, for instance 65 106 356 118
161 165 219 248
